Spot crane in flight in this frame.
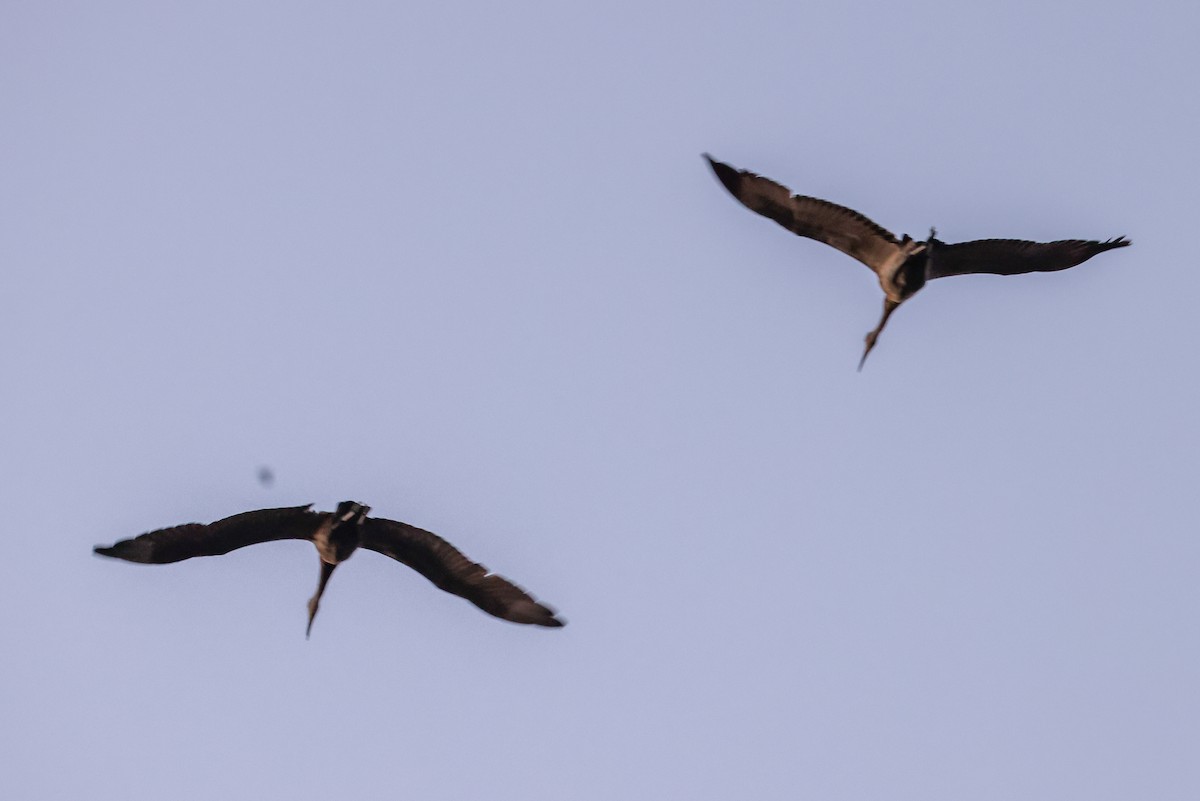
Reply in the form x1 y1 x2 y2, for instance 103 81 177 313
95 501 564 637
705 155 1130 369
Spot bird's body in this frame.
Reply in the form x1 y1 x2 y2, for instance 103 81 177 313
704 155 1130 368
95 501 564 636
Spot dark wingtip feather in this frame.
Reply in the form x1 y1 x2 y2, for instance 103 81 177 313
537 609 568 628
703 154 742 195
93 539 149 562
1105 236 1131 248
506 599 566 628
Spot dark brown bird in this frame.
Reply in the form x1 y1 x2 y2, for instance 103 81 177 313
705 155 1130 368
94 501 565 636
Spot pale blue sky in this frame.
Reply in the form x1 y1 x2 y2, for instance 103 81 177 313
3 1 1198 799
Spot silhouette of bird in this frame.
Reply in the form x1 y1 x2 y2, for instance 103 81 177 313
704 155 1130 369
94 501 565 636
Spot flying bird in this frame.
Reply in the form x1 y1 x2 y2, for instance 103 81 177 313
94 501 565 636
704 154 1130 368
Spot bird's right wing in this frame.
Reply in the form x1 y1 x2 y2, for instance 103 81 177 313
928 237 1130 279
94 505 325 564
705 155 905 275
360 517 564 627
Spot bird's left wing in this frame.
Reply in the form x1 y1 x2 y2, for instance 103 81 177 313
94 504 325 564
705 154 905 275
928 237 1130 279
360 517 564 627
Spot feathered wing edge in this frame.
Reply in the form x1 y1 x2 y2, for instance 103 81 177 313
93 504 323 564
704 154 905 274
359 517 564 627
928 236 1130 279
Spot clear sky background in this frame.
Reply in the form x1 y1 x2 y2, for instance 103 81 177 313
3 1 1197 799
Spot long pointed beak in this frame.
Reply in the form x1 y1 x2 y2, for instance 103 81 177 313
306 561 338 639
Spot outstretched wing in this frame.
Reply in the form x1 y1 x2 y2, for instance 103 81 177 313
94 505 324 564
929 237 1130 279
360 517 564 627
705 154 905 274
